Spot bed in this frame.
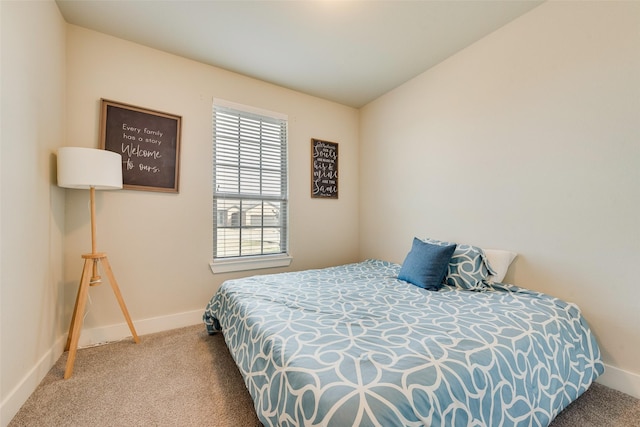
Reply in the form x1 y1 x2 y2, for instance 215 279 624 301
203 250 603 426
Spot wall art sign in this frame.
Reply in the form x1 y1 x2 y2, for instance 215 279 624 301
311 138 338 199
100 99 182 193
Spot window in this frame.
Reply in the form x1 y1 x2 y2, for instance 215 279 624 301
211 100 290 273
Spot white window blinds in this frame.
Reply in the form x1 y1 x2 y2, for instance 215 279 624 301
213 102 288 259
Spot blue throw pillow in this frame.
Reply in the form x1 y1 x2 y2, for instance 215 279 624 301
398 238 457 290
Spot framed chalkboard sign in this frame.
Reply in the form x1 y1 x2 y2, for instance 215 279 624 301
311 139 338 199
99 99 182 193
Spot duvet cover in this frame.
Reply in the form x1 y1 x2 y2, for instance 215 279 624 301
203 259 603 427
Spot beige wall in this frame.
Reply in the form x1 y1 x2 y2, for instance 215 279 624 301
1 1 66 424
360 1 640 394
64 26 360 338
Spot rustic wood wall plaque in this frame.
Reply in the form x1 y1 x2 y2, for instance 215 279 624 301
311 139 338 199
100 99 182 193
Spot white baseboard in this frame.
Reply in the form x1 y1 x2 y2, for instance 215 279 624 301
76 308 204 347
1 309 205 427
1 334 66 427
597 363 640 399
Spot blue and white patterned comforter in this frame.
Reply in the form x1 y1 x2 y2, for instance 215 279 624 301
203 259 603 427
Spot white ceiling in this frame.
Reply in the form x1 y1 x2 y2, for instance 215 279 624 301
55 0 543 108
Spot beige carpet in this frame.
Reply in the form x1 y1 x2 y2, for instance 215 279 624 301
9 324 640 426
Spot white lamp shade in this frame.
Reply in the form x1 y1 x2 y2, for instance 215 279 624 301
57 147 123 190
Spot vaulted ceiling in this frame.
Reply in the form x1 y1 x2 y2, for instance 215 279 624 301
56 0 543 108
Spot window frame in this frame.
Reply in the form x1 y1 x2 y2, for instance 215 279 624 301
210 99 291 274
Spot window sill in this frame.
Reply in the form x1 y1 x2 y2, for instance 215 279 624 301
209 254 292 274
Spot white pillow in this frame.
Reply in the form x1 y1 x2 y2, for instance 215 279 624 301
483 249 517 283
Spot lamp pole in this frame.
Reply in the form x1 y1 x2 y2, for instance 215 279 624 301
89 186 101 284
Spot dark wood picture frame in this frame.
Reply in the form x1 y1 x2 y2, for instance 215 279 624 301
99 99 182 193
311 138 338 199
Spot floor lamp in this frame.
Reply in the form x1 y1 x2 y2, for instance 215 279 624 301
57 147 139 379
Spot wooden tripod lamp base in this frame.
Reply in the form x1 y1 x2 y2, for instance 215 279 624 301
64 252 139 379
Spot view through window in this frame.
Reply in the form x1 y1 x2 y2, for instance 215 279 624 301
213 102 288 259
